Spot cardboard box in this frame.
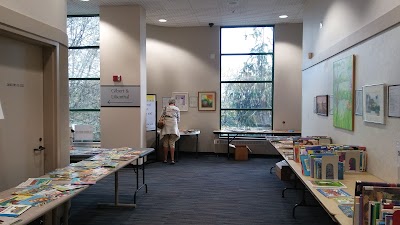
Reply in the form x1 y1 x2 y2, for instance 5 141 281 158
234 145 251 161
275 160 293 181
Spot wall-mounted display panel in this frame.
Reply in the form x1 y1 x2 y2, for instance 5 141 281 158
333 55 355 131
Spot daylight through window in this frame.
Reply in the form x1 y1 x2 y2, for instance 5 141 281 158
220 26 274 130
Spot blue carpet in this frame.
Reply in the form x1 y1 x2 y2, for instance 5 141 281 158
68 154 337 225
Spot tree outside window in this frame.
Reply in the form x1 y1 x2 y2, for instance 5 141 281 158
220 26 274 130
67 16 101 141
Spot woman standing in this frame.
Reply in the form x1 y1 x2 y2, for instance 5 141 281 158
160 98 180 164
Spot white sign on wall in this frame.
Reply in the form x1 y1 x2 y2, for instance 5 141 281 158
146 94 156 131
101 85 140 107
74 124 94 141
0 100 4 119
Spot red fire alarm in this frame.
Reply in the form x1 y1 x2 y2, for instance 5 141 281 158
113 75 122 82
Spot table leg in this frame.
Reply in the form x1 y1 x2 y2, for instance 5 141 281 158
98 170 136 208
176 138 180 162
196 134 199 158
227 134 230 159
282 176 303 198
134 157 148 204
292 188 318 218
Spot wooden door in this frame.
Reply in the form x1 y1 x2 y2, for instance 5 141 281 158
0 35 44 191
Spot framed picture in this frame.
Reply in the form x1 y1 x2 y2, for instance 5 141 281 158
355 89 363 116
172 92 189 111
198 92 216 111
313 97 316 113
189 96 198 108
162 97 170 107
329 95 333 115
388 84 400 118
333 55 355 130
363 84 385 124
316 95 328 116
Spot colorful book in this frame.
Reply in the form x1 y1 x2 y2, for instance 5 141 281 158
317 188 351 198
361 186 400 225
18 195 54 207
334 197 354 205
12 185 54 196
0 217 22 225
309 180 347 188
71 177 96 185
0 205 31 217
0 197 19 207
15 178 52 188
338 204 353 218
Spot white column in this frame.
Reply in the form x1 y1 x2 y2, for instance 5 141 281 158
100 5 147 148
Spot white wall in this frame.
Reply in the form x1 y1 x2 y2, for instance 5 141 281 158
0 0 67 31
303 0 400 62
100 5 147 148
302 0 400 182
147 24 303 153
147 25 220 153
274 24 303 131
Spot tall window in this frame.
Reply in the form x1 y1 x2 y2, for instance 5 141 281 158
220 26 274 130
67 16 101 140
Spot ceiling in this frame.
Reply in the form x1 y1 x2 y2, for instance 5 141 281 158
67 0 305 27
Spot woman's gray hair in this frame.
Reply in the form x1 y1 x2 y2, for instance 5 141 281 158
168 98 176 104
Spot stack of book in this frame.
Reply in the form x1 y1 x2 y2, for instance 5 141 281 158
298 144 367 180
353 181 400 225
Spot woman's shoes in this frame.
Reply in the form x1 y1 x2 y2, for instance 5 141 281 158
163 160 175 164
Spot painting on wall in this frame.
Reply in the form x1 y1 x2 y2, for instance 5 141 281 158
198 92 216 111
332 55 355 131
363 84 385 124
172 92 189 111
355 89 363 116
388 85 400 118
316 95 328 116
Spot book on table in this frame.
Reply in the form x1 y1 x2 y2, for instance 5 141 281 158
338 204 353 218
0 205 31 217
317 188 351 198
0 216 22 225
309 180 347 188
334 196 354 205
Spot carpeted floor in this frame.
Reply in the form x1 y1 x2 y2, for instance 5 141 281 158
68 153 338 225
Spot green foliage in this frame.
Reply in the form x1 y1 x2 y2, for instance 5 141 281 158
68 17 101 140
221 27 273 130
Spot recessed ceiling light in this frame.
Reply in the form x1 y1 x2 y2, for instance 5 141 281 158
81 0 90 1
279 15 288 19
159 19 167 23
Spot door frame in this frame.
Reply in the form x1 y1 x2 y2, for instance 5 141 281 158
0 23 69 173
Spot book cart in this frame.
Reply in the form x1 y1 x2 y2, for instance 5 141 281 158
271 142 384 225
0 148 154 225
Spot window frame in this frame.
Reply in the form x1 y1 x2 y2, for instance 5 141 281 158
67 15 101 142
219 25 275 131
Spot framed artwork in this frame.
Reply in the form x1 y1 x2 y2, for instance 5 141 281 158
198 92 216 111
162 97 170 107
388 85 400 118
329 95 333 115
189 96 198 108
172 92 189 111
363 84 385 124
313 97 316 113
355 89 363 116
333 55 355 131
316 95 328 116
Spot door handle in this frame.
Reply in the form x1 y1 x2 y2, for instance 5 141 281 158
34 146 46 152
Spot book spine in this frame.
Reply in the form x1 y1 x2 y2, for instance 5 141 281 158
354 196 360 225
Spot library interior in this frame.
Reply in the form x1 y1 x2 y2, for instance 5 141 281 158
1 0 400 225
